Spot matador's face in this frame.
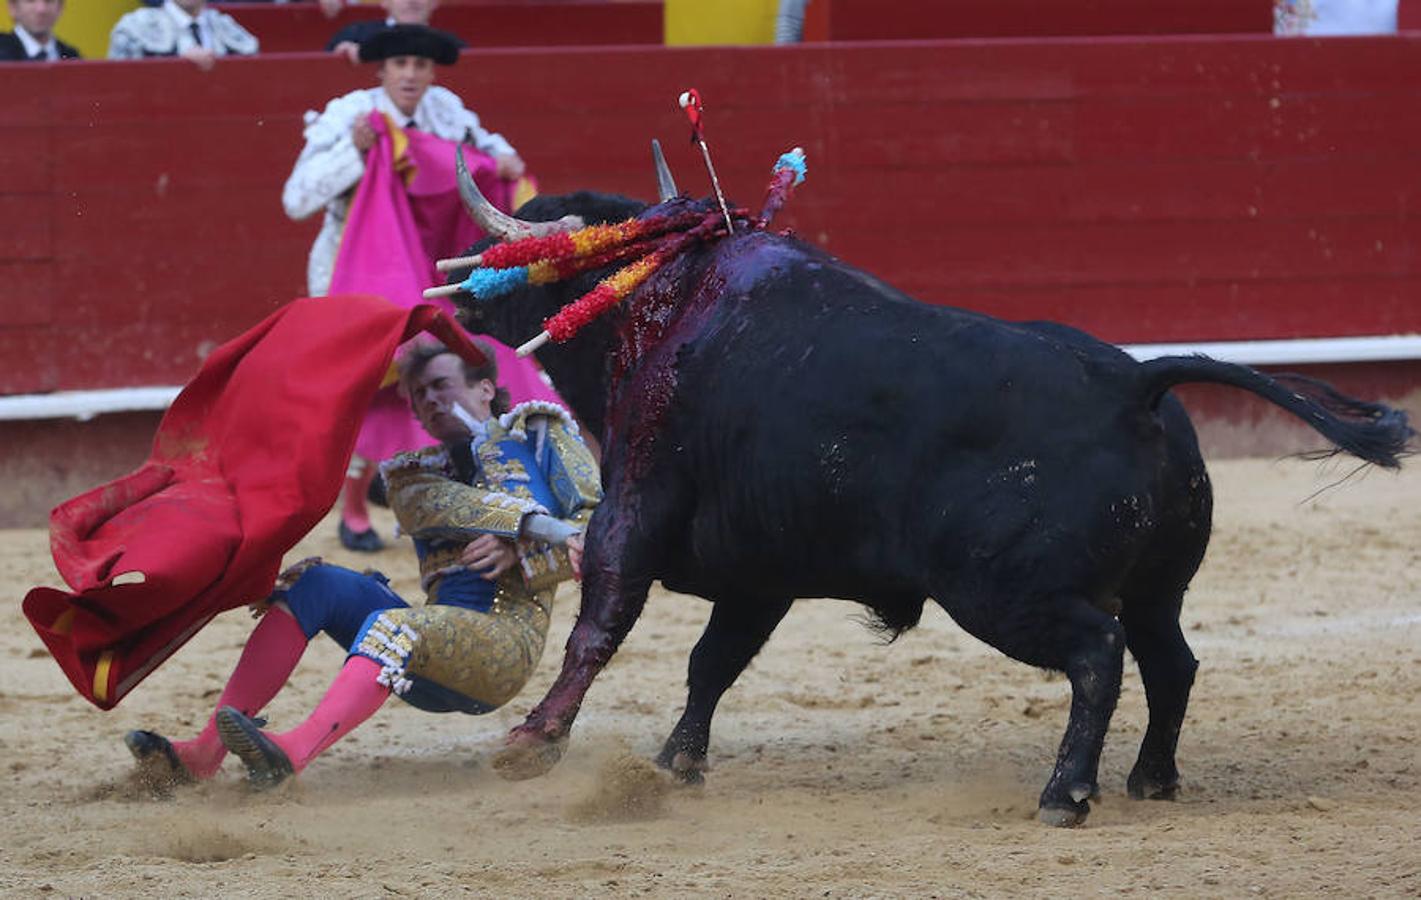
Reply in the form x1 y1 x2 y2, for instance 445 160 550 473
407 352 494 443
378 55 436 117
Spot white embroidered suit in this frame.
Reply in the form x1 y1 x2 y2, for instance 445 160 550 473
108 2 259 59
281 86 517 297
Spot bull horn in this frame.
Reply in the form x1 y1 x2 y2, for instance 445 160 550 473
456 144 582 241
651 138 678 202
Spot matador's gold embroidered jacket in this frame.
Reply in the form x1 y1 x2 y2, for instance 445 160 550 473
380 400 601 607
355 401 599 711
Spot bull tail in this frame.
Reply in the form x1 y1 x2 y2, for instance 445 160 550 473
1137 355 1415 469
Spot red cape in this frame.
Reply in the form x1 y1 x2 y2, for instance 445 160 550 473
22 296 485 710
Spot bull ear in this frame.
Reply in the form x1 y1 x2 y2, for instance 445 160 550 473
651 138 678 202
456 144 582 241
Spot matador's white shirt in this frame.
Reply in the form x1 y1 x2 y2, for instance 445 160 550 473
281 85 517 297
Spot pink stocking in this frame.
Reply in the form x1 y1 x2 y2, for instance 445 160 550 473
267 655 391 773
340 460 376 533
171 606 308 778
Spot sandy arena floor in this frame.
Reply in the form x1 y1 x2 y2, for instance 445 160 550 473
1 458 1418 898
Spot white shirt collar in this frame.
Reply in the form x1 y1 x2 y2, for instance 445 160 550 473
13 24 56 59
162 0 200 27
454 415 492 466
372 86 430 130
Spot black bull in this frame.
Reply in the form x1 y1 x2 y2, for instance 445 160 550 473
450 192 1413 826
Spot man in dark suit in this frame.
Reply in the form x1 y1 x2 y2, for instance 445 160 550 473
0 0 80 61
326 0 464 65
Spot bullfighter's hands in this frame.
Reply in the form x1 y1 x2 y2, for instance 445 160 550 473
333 40 361 65
181 47 216 72
566 533 585 581
495 154 526 180
352 117 376 154
460 533 518 580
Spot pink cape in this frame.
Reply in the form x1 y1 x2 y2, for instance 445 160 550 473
332 113 560 463
22 299 486 709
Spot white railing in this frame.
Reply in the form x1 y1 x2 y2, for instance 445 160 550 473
2 334 1418 422
1122 334 1421 365
0 386 182 422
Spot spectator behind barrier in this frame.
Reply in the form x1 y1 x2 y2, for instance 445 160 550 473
140 0 300 4
1275 0 1397 34
327 0 464 66
0 0 80 61
774 0 806 43
110 0 259 70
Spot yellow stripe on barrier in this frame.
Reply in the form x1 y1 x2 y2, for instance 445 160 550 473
664 0 777 46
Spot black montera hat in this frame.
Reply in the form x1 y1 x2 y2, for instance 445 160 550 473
359 24 462 66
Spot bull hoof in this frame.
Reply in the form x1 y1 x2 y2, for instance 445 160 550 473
655 750 707 785
492 733 568 781
1038 801 1089 828
1038 781 1094 827
1127 769 1180 801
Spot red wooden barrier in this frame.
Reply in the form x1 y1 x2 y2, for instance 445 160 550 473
215 1 663 52
803 0 1273 40
2 35 1420 398
1402 0 1421 29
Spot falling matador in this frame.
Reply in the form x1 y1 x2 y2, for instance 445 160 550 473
124 339 600 787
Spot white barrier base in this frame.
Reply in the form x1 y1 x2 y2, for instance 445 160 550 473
1 335 1418 422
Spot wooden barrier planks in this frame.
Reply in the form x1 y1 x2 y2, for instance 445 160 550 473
1 35 1419 395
